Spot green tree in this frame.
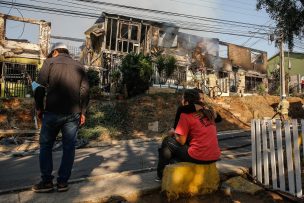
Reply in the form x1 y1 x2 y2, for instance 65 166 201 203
268 67 290 95
164 55 177 83
257 0 304 49
155 55 166 84
155 55 177 85
119 52 153 97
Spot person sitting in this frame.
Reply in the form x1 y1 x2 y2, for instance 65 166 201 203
170 89 221 136
156 89 221 180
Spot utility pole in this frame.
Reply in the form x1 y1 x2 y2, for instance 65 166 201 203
280 35 286 98
279 33 289 118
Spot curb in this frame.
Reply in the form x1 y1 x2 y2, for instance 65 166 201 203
85 130 249 148
96 185 161 203
0 167 156 195
1 130 250 157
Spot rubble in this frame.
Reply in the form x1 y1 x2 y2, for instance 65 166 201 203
224 176 263 195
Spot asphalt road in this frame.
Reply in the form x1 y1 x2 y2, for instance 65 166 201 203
0 130 251 191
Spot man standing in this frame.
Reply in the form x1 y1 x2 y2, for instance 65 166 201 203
32 42 89 192
208 70 217 98
237 71 245 97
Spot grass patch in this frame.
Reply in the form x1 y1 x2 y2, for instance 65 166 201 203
78 91 181 141
79 102 129 140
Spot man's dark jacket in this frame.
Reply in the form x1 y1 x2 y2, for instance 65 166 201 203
35 53 89 114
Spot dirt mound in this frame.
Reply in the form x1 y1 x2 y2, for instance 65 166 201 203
0 98 35 130
0 93 303 144
213 95 304 122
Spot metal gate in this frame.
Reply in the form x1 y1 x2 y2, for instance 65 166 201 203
0 62 38 98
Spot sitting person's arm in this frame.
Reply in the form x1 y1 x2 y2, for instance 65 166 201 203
174 113 189 145
174 133 187 145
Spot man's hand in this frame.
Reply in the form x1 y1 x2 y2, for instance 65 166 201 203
36 110 43 120
80 114 86 126
168 128 175 136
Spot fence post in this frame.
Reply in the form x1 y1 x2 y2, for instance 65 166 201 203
256 119 262 182
276 120 285 191
251 119 257 179
292 119 302 197
284 120 295 194
261 120 269 186
267 120 278 189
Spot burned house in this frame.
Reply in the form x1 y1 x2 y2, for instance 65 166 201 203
220 43 268 93
82 12 267 95
80 12 178 86
0 13 51 97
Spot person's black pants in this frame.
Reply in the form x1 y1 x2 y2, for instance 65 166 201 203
157 136 216 178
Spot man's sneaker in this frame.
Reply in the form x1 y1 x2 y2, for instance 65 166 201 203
57 182 69 192
155 177 162 182
32 181 54 193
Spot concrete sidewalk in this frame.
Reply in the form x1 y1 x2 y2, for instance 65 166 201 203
0 171 161 203
0 156 251 203
0 130 252 202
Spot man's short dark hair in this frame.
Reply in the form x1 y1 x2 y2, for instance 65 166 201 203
47 48 69 58
56 48 69 55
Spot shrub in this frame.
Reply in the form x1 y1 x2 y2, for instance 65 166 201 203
89 86 103 99
164 55 177 81
119 52 153 97
87 68 100 87
109 70 122 93
257 83 266 95
155 55 166 84
110 70 121 83
155 55 177 84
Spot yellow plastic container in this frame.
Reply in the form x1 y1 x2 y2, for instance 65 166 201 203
161 162 220 200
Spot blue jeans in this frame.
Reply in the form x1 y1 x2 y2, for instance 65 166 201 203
39 112 80 183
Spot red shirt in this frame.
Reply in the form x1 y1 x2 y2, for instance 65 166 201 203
175 113 221 161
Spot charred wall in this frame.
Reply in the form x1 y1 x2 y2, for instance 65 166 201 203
228 44 267 74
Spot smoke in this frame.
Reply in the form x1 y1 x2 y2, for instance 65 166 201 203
177 33 223 71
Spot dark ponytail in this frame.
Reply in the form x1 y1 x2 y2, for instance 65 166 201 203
183 89 216 125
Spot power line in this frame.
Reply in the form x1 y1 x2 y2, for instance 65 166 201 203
0 0 271 37
241 20 273 46
75 0 274 30
51 35 85 42
1 4 94 19
7 0 15 15
248 38 264 48
28 0 102 13
170 0 268 19
216 0 258 8
198 0 259 11
178 26 268 39
1 0 274 34
0 1 99 18
3 0 26 39
54 0 273 39
0 0 270 42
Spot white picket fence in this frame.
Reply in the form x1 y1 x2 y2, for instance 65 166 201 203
251 119 304 197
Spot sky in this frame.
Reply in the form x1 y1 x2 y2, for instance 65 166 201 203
0 0 302 58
